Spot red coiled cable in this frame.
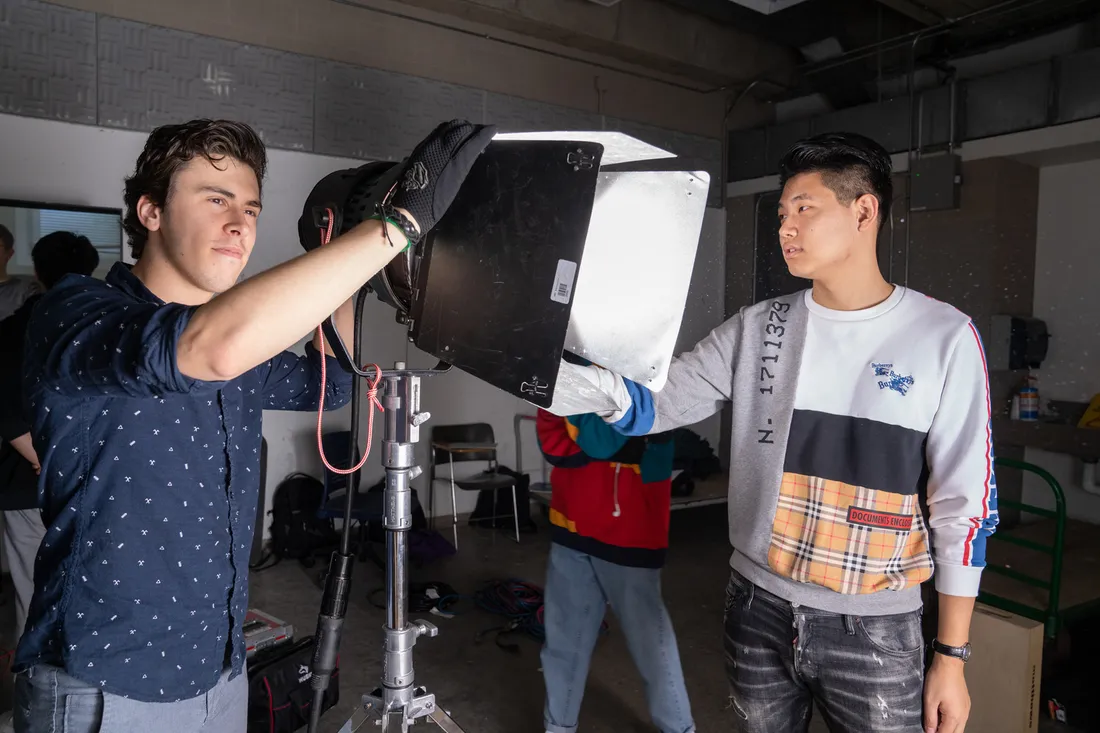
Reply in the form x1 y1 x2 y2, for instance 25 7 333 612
314 207 381 476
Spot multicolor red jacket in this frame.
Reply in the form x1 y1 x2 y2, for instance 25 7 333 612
536 409 674 568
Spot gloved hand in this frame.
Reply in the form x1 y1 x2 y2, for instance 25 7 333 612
388 119 497 240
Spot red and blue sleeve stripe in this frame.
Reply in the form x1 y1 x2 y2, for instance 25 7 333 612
962 320 999 568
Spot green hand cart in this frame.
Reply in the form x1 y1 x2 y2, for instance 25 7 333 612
977 457 1100 640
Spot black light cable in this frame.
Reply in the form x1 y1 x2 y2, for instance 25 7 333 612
306 285 369 733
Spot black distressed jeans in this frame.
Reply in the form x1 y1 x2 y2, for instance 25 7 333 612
723 570 925 733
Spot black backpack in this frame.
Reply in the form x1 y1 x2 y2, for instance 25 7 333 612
265 473 338 566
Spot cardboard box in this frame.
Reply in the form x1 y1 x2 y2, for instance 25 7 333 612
966 604 1043 733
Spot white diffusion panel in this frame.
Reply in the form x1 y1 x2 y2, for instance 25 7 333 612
564 169 710 390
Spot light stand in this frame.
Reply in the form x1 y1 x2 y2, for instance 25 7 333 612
307 290 464 733
342 361 466 733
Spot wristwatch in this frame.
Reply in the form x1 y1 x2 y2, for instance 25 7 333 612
931 638 972 663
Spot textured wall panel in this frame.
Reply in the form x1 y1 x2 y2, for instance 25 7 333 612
315 60 484 161
1057 48 1100 124
484 93 601 132
964 62 1051 140
2 0 722 177
813 97 910 153
97 17 314 149
0 0 96 123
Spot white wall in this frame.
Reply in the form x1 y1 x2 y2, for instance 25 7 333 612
0 113 727 533
1022 159 1100 523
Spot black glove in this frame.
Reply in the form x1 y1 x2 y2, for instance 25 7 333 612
386 119 496 241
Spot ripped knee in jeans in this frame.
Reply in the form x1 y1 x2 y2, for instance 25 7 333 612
726 690 749 720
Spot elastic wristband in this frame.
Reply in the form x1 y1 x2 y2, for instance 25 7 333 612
368 215 412 252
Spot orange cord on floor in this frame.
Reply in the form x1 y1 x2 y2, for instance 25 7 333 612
313 207 383 476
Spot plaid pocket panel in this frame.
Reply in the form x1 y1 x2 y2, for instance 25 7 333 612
767 472 933 595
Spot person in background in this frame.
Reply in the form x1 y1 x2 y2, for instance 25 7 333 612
536 406 695 733
13 117 492 733
559 132 997 733
0 231 100 644
0 225 41 321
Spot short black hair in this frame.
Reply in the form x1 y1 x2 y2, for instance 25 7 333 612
778 132 893 226
0 224 12 251
32 231 100 289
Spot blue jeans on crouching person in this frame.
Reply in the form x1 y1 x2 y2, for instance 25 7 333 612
541 543 695 733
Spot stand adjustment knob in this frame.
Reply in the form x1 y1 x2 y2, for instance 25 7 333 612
411 411 431 427
414 620 439 638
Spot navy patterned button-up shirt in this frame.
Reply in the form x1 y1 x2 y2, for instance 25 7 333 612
14 262 352 702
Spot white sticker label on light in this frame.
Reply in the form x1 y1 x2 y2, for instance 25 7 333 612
551 259 577 304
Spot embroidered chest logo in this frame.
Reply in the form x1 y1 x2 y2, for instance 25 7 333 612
871 363 914 396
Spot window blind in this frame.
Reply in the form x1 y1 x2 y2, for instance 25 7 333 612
37 209 123 261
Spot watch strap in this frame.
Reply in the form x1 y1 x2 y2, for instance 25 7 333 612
931 638 971 661
374 204 420 249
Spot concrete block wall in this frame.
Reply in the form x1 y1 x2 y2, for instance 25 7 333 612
0 0 723 202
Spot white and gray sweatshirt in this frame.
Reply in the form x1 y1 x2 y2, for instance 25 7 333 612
585 286 999 616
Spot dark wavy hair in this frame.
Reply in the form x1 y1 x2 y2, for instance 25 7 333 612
32 231 100 288
778 132 893 227
123 119 267 259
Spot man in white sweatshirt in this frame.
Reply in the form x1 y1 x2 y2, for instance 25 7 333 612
561 132 997 733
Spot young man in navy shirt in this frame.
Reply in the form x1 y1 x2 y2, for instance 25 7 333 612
13 118 492 732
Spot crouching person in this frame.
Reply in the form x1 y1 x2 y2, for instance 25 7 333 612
536 408 695 733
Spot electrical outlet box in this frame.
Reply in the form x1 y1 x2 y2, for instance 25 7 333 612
988 314 1050 370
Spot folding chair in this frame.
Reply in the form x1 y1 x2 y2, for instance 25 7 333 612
428 423 519 549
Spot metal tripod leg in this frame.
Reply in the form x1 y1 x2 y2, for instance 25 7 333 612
336 363 466 733
426 706 466 732
338 687 465 732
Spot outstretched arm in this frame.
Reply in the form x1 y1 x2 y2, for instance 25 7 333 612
177 216 410 381
182 120 496 382
551 313 744 436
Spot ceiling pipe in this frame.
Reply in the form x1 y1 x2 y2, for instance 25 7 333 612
801 0 1069 75
902 29 929 288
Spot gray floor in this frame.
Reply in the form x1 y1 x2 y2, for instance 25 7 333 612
0 503 1079 732
252 505 1086 733
250 504 757 733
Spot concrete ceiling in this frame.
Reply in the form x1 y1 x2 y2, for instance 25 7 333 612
359 0 802 90
669 0 1098 106
367 0 1098 113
